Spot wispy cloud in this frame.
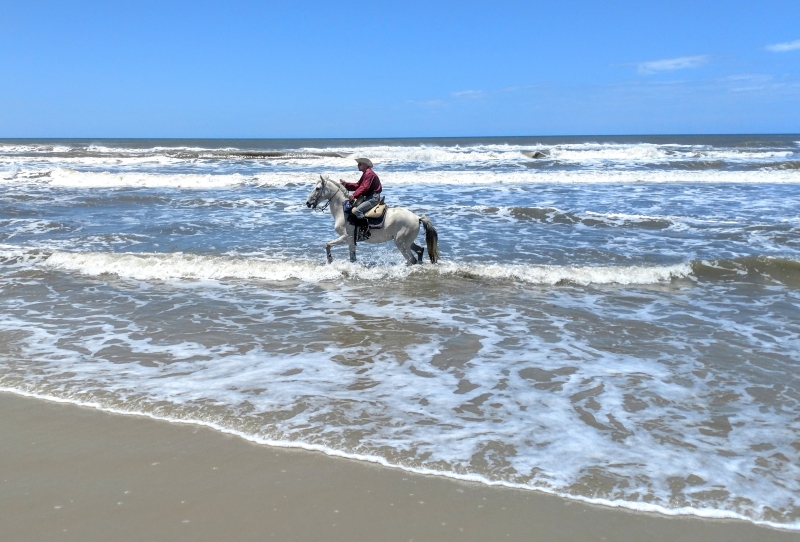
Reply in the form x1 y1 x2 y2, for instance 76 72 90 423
637 55 709 75
723 74 773 92
765 39 800 53
451 90 484 99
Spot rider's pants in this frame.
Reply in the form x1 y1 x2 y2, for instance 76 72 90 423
352 192 381 219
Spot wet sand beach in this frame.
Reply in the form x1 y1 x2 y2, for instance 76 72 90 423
1 392 796 542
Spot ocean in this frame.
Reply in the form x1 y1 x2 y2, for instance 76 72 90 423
0 135 798 529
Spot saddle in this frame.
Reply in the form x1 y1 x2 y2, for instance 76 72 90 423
364 197 388 224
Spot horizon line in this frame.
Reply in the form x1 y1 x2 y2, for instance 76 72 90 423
1 132 799 141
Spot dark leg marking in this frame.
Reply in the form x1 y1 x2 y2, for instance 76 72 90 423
412 242 424 265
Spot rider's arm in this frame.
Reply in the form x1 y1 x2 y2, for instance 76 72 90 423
351 170 376 199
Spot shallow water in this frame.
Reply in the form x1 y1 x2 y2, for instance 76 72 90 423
1 136 799 528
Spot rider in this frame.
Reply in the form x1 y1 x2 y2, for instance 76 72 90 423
340 158 382 229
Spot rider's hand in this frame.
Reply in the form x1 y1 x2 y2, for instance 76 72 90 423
348 195 355 201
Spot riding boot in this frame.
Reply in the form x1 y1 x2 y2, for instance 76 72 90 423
358 218 371 240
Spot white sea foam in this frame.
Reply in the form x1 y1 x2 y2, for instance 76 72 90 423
46 168 251 188
2 141 798 172
0 166 798 189
41 251 692 285
0 244 51 266
371 169 800 185
44 251 343 282
301 144 538 168
546 143 793 164
549 143 669 162
0 282 798 530
1 167 19 180
0 144 74 154
310 142 797 168
583 211 673 222
435 261 691 285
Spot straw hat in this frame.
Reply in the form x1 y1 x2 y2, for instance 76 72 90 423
355 157 373 168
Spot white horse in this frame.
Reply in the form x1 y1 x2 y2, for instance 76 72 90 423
306 175 439 265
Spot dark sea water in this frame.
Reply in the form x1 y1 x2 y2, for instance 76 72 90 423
0 136 799 528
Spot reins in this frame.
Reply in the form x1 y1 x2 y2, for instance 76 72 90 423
312 177 347 213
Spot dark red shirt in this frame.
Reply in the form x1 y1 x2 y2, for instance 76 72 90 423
343 168 382 199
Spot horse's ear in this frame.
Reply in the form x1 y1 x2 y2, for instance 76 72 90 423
319 174 325 181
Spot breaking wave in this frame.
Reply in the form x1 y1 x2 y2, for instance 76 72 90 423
46 168 252 188
36 250 692 286
3 140 798 172
1 167 799 189
27 251 800 287
484 207 675 229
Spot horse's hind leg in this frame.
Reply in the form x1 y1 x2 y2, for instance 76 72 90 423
411 242 424 265
394 238 416 264
394 228 421 265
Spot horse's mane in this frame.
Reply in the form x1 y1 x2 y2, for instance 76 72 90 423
324 176 348 198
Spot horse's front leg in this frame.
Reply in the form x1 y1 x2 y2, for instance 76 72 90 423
325 234 350 264
347 225 357 262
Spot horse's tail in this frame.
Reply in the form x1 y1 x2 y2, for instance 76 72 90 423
419 216 439 263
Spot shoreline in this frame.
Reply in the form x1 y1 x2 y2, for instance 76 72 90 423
1 387 787 529
1 390 796 541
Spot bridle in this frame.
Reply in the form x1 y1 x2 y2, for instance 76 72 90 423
307 176 346 213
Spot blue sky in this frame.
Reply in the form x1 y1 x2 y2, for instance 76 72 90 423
1 0 798 137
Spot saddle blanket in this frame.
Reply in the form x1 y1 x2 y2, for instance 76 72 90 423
343 199 389 229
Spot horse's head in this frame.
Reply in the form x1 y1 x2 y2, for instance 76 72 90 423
306 175 335 209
